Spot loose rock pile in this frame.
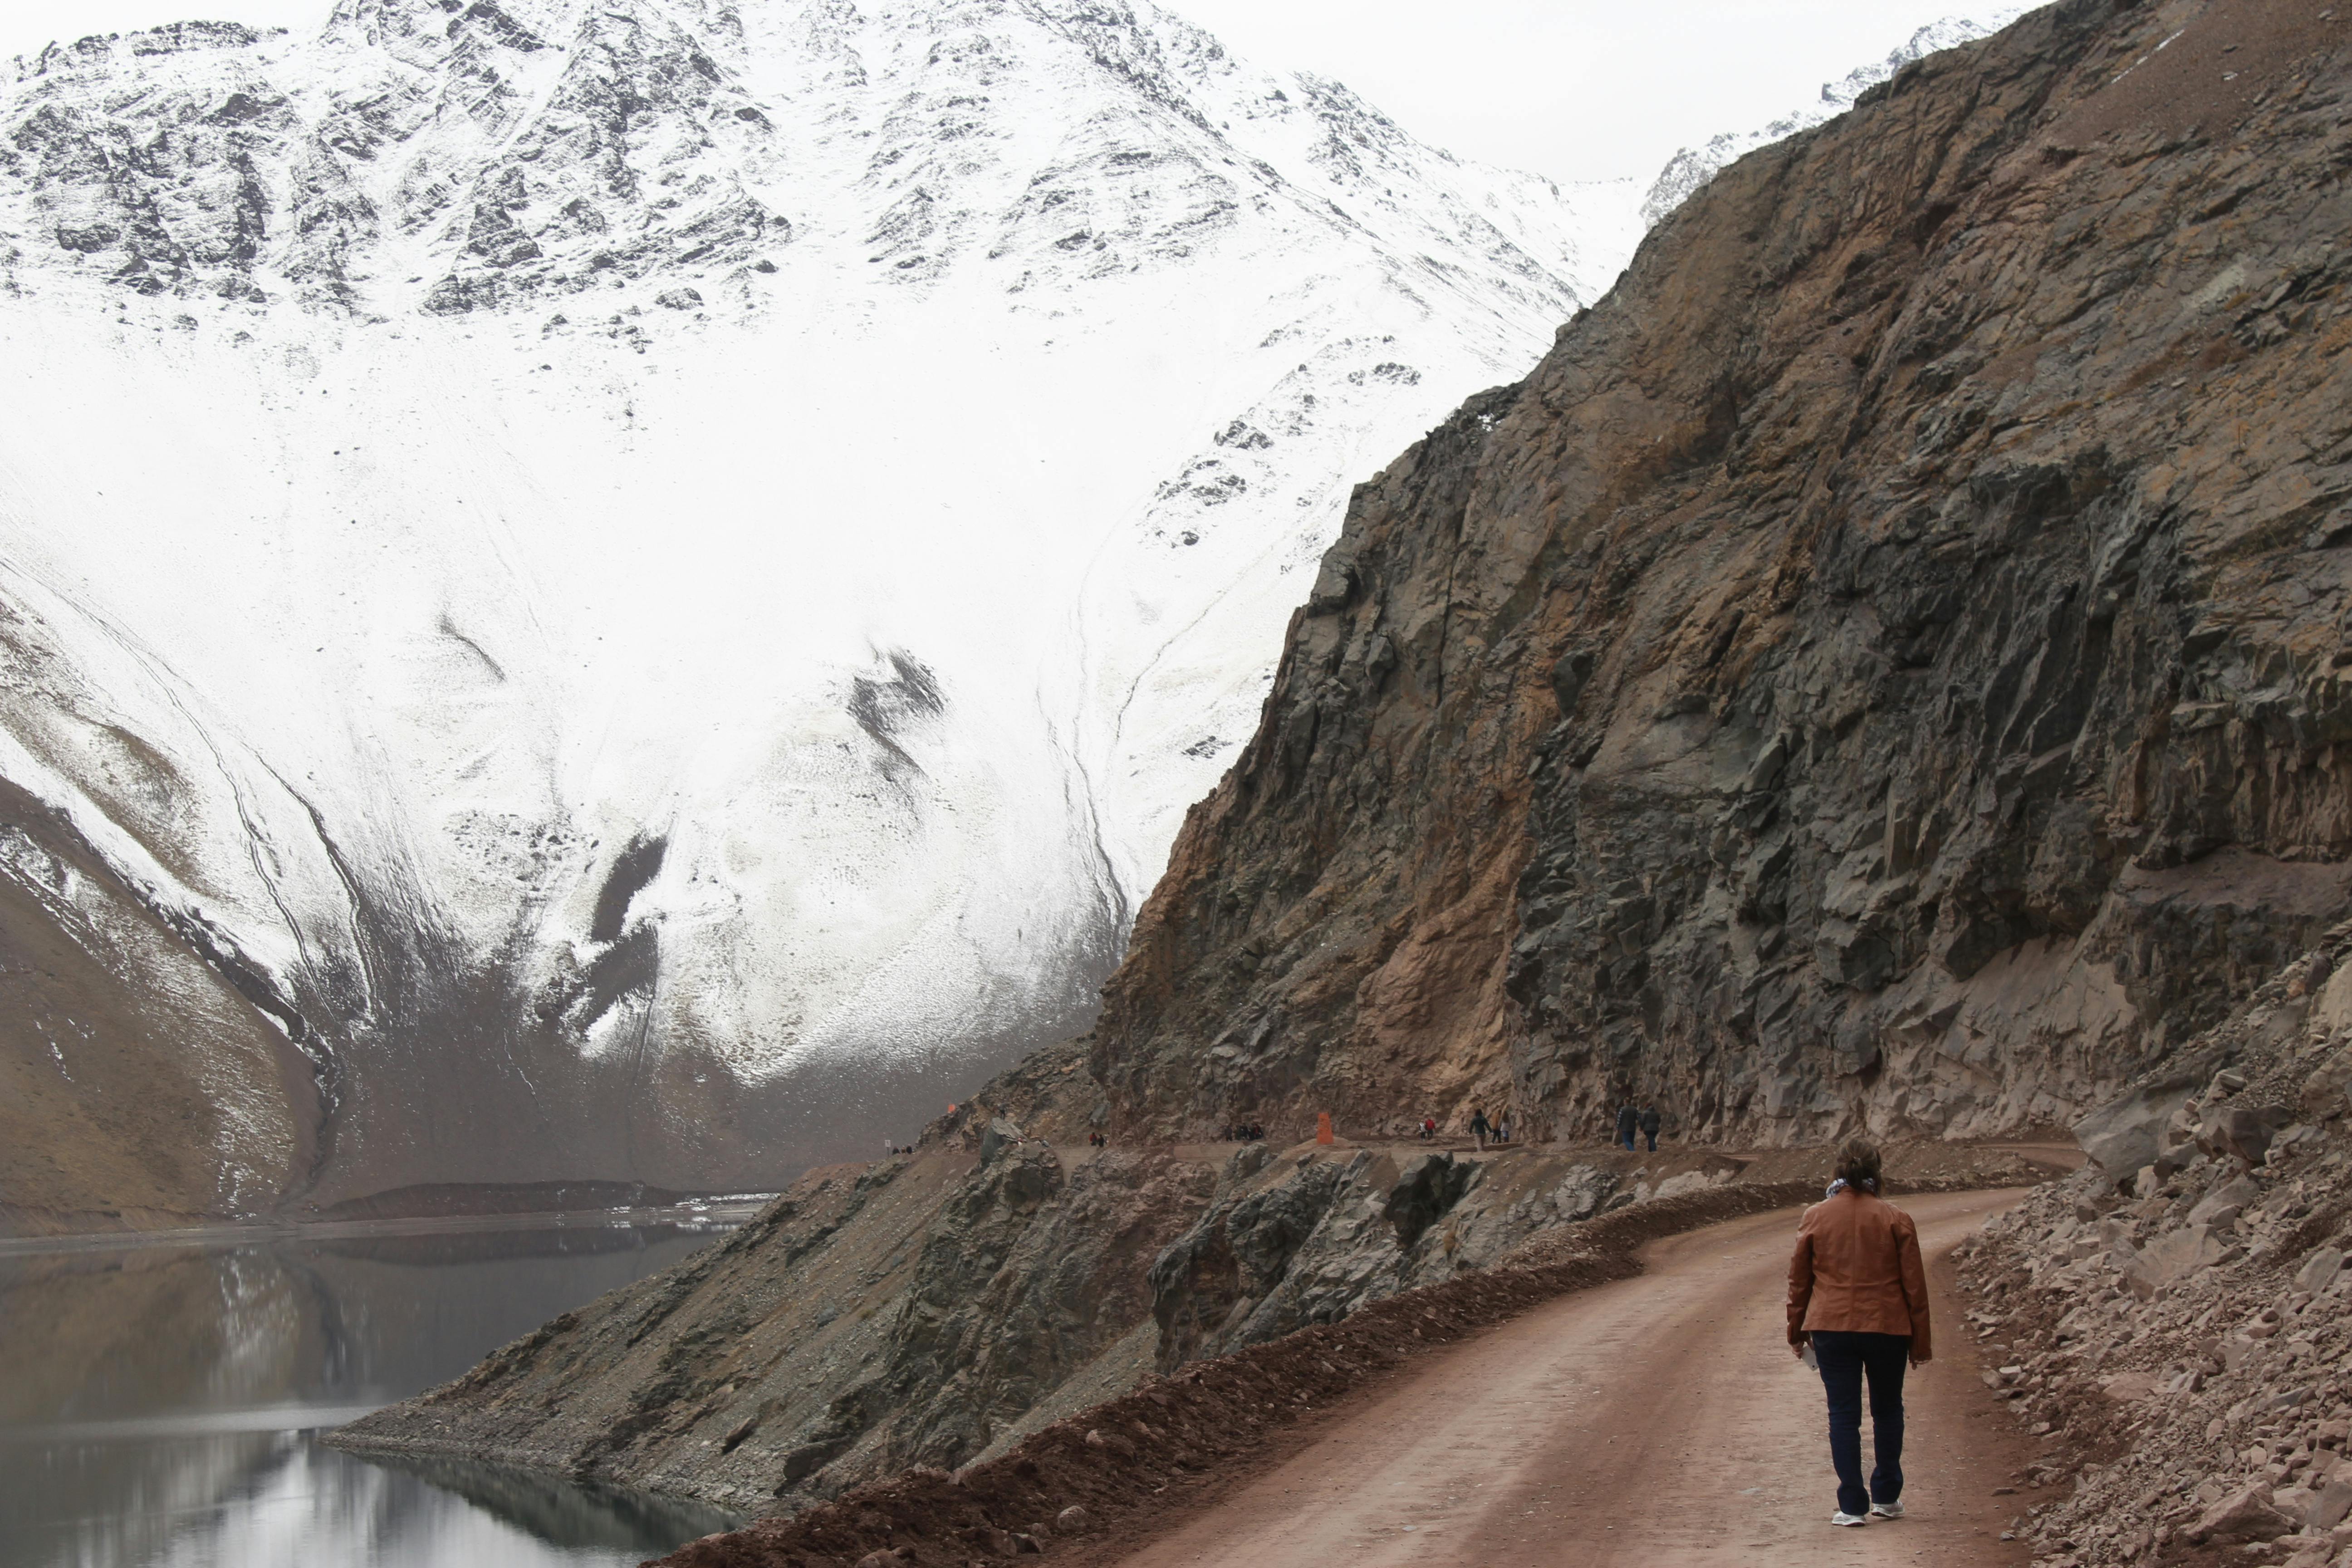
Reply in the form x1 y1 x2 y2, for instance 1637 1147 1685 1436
1960 950 2352 1568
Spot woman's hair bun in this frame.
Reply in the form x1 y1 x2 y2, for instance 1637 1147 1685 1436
1833 1137 1883 1188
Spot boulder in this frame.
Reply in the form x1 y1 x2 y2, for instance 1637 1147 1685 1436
2130 1224 2228 1295
2075 1079 2199 1178
2099 1370 2161 1402
979 1117 1024 1165
2199 1102 2293 1166
2190 1174 2261 1228
2307 1477 2352 1533
1055 1505 1092 1534
2300 1050 2352 1122
2187 1483 2294 1544
2296 1246 2346 1297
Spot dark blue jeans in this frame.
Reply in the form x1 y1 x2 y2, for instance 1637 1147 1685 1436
1810 1330 1908 1516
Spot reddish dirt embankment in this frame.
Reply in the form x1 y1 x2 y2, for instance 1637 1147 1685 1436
649 1180 2030 1568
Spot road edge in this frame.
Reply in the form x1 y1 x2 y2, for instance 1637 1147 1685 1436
647 1176 2027 1568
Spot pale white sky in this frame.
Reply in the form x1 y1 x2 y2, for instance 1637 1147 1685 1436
0 0 2005 185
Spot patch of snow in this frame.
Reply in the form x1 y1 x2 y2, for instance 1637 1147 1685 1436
0 0 1640 1186
1637 11 2029 229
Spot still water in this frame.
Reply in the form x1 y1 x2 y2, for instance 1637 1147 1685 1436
0 1214 750 1568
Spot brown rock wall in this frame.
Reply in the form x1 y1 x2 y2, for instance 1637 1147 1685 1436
1094 0 2352 1151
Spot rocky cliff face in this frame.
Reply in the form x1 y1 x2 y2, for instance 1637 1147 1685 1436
1094 0 2352 1152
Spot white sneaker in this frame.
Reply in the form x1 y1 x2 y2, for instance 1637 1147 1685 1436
1831 1511 1870 1527
1869 1501 1905 1519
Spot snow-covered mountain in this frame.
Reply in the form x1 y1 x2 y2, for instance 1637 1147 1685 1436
1638 11 2028 229
0 0 1641 1212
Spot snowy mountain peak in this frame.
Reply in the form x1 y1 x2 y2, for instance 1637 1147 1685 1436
2 0 1632 324
0 0 1635 1214
1637 11 2026 230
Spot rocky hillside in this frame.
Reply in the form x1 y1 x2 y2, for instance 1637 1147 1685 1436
1955 917 2352 1568
335 1039 2004 1510
1094 0 2352 1152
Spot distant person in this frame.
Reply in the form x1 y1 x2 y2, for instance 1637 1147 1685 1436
1495 1113 1511 1145
1468 1106 1491 1151
1786 1139 1931 1529
1421 1116 1436 1141
1640 1104 1661 1152
1614 1101 1638 1152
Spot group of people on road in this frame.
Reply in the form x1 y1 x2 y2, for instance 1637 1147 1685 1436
1412 1099 1668 1151
1085 1130 1110 1148
1406 1107 1522 1147
1466 1106 1514 1149
1220 1122 1267 1142
1613 1100 1662 1151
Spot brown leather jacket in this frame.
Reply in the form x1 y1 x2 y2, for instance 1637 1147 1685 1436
1785 1188 1932 1360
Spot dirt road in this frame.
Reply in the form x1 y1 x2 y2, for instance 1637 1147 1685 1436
1115 1190 2031 1568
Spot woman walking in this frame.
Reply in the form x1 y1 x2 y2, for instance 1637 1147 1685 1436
1786 1138 1931 1528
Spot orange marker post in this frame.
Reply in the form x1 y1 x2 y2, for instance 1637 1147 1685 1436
1316 1112 1334 1145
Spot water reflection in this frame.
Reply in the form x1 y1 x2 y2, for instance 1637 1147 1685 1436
0 1218 744 1568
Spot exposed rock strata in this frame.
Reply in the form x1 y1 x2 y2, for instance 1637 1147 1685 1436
1094 0 2352 1150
